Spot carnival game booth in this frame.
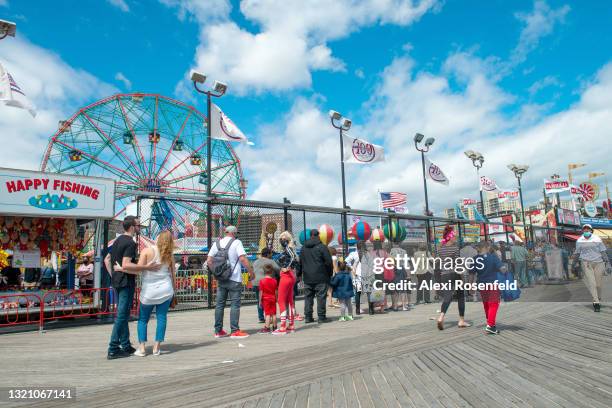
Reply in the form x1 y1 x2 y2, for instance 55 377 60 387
0 168 114 331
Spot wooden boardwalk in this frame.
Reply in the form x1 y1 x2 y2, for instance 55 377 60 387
1 278 611 408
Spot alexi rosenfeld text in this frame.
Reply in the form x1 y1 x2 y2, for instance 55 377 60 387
371 255 518 291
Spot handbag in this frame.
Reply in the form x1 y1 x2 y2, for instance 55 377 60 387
369 289 385 304
496 271 521 302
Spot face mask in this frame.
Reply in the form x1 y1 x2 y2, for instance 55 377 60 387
280 240 288 247
583 232 592 238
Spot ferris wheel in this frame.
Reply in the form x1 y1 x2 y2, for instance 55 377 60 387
41 93 245 237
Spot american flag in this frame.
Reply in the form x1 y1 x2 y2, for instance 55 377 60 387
380 192 407 209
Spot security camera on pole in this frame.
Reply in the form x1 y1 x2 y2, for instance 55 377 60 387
508 164 530 243
414 133 435 251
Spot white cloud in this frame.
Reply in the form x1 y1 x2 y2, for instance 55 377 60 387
240 52 612 215
114 71 132 90
108 0 130 12
355 68 365 79
527 75 561 95
0 37 117 170
165 0 441 94
511 0 570 67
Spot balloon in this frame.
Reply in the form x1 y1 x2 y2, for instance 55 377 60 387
351 221 371 241
383 222 406 242
319 224 334 246
370 228 385 242
298 230 310 245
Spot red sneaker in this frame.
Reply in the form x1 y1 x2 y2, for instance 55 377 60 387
294 314 304 321
230 330 250 338
214 329 229 338
287 324 295 333
272 327 287 336
258 327 271 334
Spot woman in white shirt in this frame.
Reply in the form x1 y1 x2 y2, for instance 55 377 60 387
134 230 176 356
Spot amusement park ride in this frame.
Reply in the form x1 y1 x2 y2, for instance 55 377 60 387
40 93 246 239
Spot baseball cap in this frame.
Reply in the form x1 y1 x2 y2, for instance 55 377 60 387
582 224 593 231
225 225 238 234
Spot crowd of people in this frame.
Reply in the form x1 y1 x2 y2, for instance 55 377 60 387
0 254 93 291
101 216 609 360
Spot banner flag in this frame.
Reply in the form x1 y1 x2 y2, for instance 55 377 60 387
544 179 571 194
497 190 519 202
479 176 499 192
211 103 253 145
424 157 449 186
342 134 385 164
0 62 36 117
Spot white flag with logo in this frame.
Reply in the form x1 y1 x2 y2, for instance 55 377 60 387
210 103 253 145
480 176 499 192
424 157 449 186
0 62 36 117
342 134 385 164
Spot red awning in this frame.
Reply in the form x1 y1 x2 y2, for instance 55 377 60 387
563 233 581 241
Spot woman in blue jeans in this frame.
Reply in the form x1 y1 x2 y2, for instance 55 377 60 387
130 231 176 356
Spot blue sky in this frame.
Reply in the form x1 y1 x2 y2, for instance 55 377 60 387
1 0 611 214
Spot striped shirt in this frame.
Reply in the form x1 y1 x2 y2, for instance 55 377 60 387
437 244 460 274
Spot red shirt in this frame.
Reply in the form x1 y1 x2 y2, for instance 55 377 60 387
259 276 277 302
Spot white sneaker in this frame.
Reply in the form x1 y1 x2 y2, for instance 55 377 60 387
152 348 161 356
133 348 146 357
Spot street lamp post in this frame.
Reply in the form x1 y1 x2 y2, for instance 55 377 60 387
464 150 488 240
329 110 352 256
191 71 227 308
0 20 16 40
414 133 435 252
508 164 530 243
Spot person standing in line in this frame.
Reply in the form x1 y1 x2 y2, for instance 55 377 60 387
330 260 354 321
104 216 161 360
475 240 504 334
300 229 333 323
207 225 254 338
511 241 529 288
349 241 367 315
258 264 278 334
413 244 432 304
126 230 177 356
389 242 409 311
252 247 280 323
572 224 609 312
273 231 299 334
327 247 340 308
436 226 470 330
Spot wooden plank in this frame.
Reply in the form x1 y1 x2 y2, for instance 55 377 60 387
386 358 430 408
308 381 321 408
331 375 346 408
395 357 443 408
341 372 360 408
319 377 333 408
370 364 400 408
268 391 285 408
377 361 417 408
360 367 388 408
351 369 375 408
293 384 310 408
281 388 297 408
255 394 272 408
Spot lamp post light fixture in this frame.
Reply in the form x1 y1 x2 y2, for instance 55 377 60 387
329 110 352 256
464 150 488 240
414 133 434 251
0 20 16 40
190 71 227 283
508 164 530 242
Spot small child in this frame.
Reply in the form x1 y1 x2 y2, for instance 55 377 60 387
330 260 354 321
258 264 278 333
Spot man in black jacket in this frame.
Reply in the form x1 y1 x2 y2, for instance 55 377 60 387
300 229 333 323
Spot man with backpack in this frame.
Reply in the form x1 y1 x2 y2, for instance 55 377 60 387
207 225 254 338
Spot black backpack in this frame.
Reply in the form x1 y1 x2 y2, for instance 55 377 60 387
210 238 238 281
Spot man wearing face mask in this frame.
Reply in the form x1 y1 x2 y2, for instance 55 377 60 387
572 224 609 312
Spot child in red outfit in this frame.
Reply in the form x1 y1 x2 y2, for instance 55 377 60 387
258 264 278 334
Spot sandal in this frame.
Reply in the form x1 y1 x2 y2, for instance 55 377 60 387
437 320 444 330
458 322 471 328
